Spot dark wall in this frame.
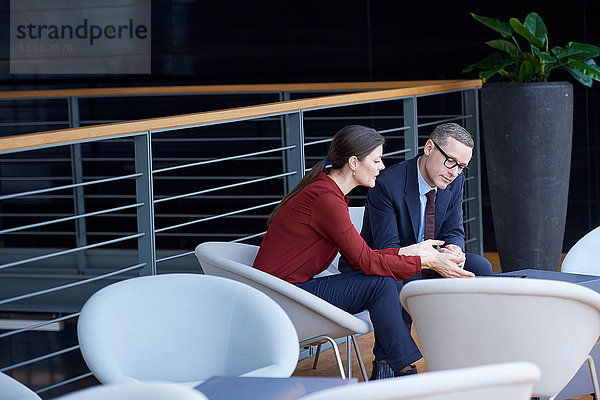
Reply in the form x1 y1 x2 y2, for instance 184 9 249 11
0 0 598 252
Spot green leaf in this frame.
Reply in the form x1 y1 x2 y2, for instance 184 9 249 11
463 52 507 73
476 57 521 82
524 12 547 45
479 66 516 82
510 17 545 47
470 13 514 37
497 68 520 81
567 42 600 59
531 46 556 64
563 65 593 87
585 59 600 79
551 45 572 58
479 69 499 82
519 60 534 81
485 39 520 57
567 58 600 81
552 42 600 60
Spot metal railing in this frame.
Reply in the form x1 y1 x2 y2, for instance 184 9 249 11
0 80 482 397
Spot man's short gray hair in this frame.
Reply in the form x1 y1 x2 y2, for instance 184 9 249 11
430 123 474 148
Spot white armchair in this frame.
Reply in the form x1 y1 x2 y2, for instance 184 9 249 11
561 226 600 275
298 362 540 400
0 372 41 400
77 273 299 387
400 277 600 399
53 382 208 400
195 241 371 380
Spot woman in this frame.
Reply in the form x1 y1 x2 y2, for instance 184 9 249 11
253 125 473 379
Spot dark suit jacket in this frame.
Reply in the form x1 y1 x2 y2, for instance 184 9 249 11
361 156 466 251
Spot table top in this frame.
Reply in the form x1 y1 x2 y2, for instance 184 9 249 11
499 268 600 284
195 376 356 400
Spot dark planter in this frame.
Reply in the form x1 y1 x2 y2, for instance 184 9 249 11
481 82 573 272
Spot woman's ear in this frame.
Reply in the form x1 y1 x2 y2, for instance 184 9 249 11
348 155 358 172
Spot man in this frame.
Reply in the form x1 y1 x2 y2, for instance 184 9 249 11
340 122 492 379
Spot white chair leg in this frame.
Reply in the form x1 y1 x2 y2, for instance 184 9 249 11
350 334 369 382
588 355 600 400
301 336 346 379
326 337 346 379
346 336 352 378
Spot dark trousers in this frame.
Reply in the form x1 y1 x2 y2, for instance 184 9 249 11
295 270 422 372
332 252 493 369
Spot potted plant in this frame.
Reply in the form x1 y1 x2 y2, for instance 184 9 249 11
463 12 600 272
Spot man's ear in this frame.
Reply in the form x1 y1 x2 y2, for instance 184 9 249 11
423 139 434 156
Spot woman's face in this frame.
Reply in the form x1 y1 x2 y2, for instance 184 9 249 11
354 145 385 188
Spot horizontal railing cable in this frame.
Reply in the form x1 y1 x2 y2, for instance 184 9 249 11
0 313 80 339
152 137 281 142
155 232 260 238
417 114 472 128
156 251 196 264
0 173 142 201
1 345 81 372
377 126 411 134
303 115 404 121
0 233 145 271
155 201 279 233
3 231 77 236
36 373 95 395
0 203 143 235
303 138 333 147
153 172 295 204
0 262 145 306
152 146 295 174
382 148 413 157
232 231 267 243
156 213 269 219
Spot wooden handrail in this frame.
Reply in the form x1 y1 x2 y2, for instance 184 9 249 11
0 80 478 99
0 80 481 153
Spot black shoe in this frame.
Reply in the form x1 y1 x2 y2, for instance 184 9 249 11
369 360 395 380
394 364 418 377
369 361 418 380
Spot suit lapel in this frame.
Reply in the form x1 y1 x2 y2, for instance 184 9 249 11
404 157 421 242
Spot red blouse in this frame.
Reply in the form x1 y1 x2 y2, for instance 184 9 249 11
253 172 421 283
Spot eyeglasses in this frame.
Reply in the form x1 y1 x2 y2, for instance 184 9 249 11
432 141 469 172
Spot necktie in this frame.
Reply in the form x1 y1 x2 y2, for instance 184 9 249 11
424 190 436 240
422 190 439 279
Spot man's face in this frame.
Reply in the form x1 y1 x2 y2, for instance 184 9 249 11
420 138 473 189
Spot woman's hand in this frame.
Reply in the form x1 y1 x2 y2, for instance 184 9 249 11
398 239 445 257
420 252 474 278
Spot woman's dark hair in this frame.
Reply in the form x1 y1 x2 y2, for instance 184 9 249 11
267 125 385 225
